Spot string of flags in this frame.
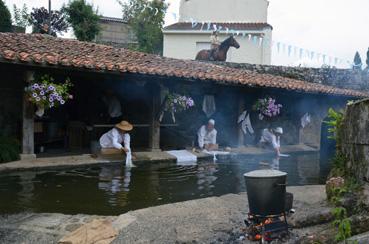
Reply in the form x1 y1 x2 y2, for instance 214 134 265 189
184 17 352 67
148 1 354 67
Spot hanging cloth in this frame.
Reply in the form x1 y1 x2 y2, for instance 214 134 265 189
301 113 311 128
238 110 254 135
202 95 216 118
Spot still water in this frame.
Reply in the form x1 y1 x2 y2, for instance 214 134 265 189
0 152 329 215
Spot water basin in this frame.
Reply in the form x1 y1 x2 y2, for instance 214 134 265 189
0 152 329 215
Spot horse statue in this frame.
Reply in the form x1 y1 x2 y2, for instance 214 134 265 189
195 35 240 61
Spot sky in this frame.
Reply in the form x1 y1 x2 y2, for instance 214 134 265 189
4 0 369 68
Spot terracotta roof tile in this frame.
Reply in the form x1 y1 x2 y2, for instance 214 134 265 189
163 22 273 31
0 33 367 98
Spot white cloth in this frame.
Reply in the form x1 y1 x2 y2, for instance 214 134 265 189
99 128 130 150
237 110 254 134
301 113 311 128
197 125 217 148
102 96 122 118
167 150 197 164
202 95 216 118
260 128 280 149
125 151 133 167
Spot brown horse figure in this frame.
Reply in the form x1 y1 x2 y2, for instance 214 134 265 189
195 35 240 61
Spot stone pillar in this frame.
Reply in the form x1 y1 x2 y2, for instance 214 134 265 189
237 95 245 147
148 84 161 152
20 71 36 160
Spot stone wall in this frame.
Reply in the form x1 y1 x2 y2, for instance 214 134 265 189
341 99 369 181
213 61 369 91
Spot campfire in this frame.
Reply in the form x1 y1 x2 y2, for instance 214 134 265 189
243 170 294 243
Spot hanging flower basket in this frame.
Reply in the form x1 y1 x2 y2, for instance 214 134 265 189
252 97 282 121
25 75 73 117
159 93 195 123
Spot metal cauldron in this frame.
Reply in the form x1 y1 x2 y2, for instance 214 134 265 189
244 169 287 216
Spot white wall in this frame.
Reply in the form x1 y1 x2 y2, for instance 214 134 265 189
179 0 269 22
163 31 272 64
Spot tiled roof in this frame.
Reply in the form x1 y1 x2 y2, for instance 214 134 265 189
99 16 127 24
163 22 273 31
0 33 367 98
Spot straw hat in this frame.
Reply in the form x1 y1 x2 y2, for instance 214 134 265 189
115 121 133 131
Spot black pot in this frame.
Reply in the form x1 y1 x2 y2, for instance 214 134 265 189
244 169 287 216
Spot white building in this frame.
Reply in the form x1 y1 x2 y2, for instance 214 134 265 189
163 0 272 64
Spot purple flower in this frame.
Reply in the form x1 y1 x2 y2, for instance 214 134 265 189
60 100 65 105
32 93 37 98
42 96 46 100
49 97 54 102
48 85 55 91
40 91 45 96
35 97 41 101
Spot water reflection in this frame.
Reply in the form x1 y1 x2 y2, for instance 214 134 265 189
17 171 37 207
0 152 329 215
196 162 218 192
98 165 132 194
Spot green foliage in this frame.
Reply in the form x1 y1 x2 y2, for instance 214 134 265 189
12 4 29 28
117 0 167 54
0 137 20 163
353 51 362 70
328 177 361 243
332 207 352 242
325 108 344 148
0 0 12 32
330 153 347 177
63 0 100 41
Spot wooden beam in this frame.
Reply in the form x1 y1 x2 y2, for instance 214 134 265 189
148 84 161 151
20 71 36 160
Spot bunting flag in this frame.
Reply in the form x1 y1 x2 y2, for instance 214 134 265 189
252 36 258 44
162 14 352 67
171 13 177 21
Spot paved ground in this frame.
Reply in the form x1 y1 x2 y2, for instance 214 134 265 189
0 185 326 244
0 144 317 173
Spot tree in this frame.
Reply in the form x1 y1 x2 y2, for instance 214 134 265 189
63 0 100 41
12 4 29 28
353 51 362 70
0 0 12 32
30 7 68 36
117 0 168 54
366 48 369 69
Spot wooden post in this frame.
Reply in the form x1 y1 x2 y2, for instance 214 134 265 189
20 71 36 160
238 95 245 147
148 84 161 152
